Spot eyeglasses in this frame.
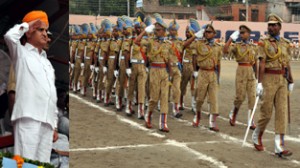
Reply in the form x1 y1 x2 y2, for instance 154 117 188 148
205 31 213 34
155 28 163 32
240 31 246 34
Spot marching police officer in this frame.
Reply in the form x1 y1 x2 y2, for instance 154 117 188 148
136 13 173 132
81 23 97 96
224 25 258 130
192 24 222 132
180 19 200 112
104 22 122 106
95 19 111 102
253 14 294 157
126 18 148 119
167 19 183 118
73 24 87 93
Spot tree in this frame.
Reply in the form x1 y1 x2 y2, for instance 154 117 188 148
206 0 231 6
70 0 136 16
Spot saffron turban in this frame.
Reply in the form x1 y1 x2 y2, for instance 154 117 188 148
22 10 49 26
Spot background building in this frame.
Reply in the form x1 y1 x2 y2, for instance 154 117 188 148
137 0 196 19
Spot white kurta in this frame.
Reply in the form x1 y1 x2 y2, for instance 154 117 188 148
4 23 58 129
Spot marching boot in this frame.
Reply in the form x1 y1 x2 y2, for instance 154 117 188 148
81 87 86 96
101 90 105 102
229 107 239 126
77 81 81 92
124 89 128 102
247 109 256 130
73 82 77 93
125 100 135 116
119 97 123 110
111 87 116 99
145 97 149 107
172 103 182 118
80 86 84 95
131 100 136 106
104 93 110 106
108 93 115 105
69 80 73 90
134 91 139 105
137 103 145 120
252 127 264 151
159 113 169 132
112 87 115 95
92 85 97 99
157 100 161 111
179 95 184 110
96 90 101 103
192 111 201 127
191 96 196 112
145 110 153 129
115 96 121 111
116 96 123 111
209 114 219 132
275 134 293 157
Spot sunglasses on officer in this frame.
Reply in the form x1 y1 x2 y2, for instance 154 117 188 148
205 30 213 34
155 28 163 32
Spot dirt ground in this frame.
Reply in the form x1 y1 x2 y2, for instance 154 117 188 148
70 61 300 168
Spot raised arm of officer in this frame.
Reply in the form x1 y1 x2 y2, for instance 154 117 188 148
135 29 148 45
4 19 42 62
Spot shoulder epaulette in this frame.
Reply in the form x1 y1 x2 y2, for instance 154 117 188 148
165 40 173 44
260 36 269 41
215 42 223 46
282 37 291 44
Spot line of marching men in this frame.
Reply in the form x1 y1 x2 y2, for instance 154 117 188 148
69 13 294 157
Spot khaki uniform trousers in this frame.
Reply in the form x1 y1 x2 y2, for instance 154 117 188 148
170 66 181 103
146 71 150 99
116 60 127 98
96 60 105 91
128 63 147 104
73 57 82 88
82 59 92 87
234 66 256 109
148 68 169 114
180 62 195 96
258 73 288 134
196 70 218 114
105 58 116 95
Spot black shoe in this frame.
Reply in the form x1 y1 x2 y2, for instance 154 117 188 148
159 128 169 133
276 150 293 158
138 116 145 120
174 113 183 118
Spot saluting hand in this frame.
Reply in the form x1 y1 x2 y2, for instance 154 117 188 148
27 19 42 36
